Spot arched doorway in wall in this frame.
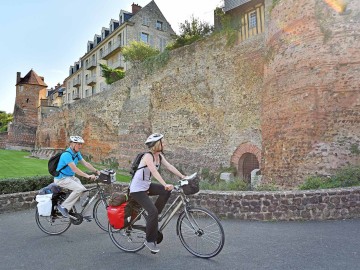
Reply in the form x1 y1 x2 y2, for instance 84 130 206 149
231 142 261 182
239 153 259 181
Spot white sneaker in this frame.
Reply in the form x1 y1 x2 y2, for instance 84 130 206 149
144 241 160 253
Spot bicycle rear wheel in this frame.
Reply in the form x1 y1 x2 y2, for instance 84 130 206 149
177 207 225 258
35 207 71 235
108 212 146 252
93 198 109 232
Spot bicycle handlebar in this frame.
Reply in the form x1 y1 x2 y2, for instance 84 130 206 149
173 172 197 192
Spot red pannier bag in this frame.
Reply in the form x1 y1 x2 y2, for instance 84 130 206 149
107 203 127 229
107 199 139 229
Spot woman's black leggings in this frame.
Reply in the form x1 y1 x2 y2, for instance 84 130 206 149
130 183 171 242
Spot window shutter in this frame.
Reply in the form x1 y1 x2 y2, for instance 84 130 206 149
163 22 167 32
150 35 154 46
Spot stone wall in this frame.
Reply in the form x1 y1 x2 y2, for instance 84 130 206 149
2 185 360 221
0 132 7 148
262 0 360 186
36 34 265 173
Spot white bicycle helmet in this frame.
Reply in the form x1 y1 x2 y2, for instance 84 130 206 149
70 136 85 143
145 133 164 147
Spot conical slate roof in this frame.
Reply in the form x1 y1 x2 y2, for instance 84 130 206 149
16 69 47 87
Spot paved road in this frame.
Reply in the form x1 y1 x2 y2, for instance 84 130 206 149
1 209 360 270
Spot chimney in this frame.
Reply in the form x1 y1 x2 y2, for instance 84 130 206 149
16 72 21 84
132 3 142 14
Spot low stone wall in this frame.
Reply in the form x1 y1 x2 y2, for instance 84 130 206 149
1 184 360 221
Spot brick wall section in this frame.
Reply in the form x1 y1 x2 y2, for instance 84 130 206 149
1 185 360 221
0 132 7 148
261 0 360 187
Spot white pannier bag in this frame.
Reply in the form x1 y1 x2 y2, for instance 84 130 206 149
35 194 53 216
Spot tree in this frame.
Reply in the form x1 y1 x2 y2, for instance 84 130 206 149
99 64 125 85
122 41 160 66
167 16 214 50
0 111 13 132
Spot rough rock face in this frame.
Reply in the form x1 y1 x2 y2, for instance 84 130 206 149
262 0 360 186
36 35 264 175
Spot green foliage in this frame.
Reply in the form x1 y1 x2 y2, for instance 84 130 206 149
167 16 214 50
0 111 13 132
0 176 53 194
99 64 125 84
200 178 250 191
299 166 360 190
254 183 279 191
143 50 170 74
122 41 160 65
213 9 241 46
350 144 360 155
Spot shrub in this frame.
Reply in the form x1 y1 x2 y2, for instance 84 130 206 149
122 41 160 65
0 175 95 195
299 166 360 190
100 64 125 84
167 16 213 50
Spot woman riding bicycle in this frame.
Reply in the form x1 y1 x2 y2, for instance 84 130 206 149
129 133 189 254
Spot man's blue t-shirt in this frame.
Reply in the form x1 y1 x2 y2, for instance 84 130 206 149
54 147 83 179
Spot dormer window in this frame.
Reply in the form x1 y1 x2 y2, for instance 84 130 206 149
156 21 163 31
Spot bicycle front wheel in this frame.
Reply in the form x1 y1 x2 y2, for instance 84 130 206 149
108 212 146 252
177 207 225 258
35 207 71 235
93 198 109 232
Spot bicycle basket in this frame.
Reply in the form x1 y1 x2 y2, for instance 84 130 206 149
181 177 200 195
99 169 116 184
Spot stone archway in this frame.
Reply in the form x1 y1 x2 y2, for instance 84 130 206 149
231 142 261 182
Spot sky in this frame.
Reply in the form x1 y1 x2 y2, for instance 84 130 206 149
0 0 223 114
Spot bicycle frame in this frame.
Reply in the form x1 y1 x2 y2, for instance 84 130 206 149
80 184 103 214
131 189 196 233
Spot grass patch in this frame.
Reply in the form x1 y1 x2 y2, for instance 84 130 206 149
0 149 131 182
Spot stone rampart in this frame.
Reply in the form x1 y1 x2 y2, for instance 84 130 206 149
2 185 359 221
36 34 265 173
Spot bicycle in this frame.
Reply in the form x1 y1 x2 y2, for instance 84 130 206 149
108 173 225 258
35 170 115 235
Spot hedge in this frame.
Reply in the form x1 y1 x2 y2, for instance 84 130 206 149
0 175 94 195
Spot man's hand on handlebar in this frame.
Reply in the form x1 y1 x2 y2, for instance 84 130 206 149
88 174 97 181
164 184 174 191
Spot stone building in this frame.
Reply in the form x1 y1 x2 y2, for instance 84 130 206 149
63 1 175 105
6 70 47 150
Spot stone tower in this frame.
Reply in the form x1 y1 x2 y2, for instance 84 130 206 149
7 70 47 150
262 0 360 186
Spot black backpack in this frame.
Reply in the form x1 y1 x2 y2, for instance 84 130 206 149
129 152 161 178
48 151 76 177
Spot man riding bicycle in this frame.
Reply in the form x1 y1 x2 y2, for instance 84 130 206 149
54 136 100 221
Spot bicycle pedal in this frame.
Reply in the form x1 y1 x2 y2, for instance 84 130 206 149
69 215 77 220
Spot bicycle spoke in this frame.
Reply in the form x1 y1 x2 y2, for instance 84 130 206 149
177 207 225 258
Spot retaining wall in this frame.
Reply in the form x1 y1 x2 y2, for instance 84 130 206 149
1 184 359 221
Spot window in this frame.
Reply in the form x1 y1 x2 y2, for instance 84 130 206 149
92 86 96 95
156 20 163 31
141 32 149 43
118 33 122 46
142 16 149 26
249 11 257 29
